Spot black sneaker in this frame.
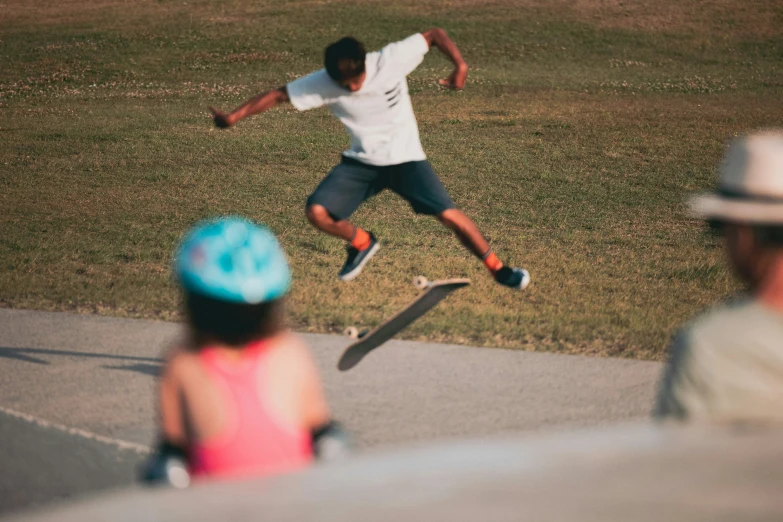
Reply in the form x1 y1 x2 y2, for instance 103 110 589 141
494 266 531 290
338 233 380 281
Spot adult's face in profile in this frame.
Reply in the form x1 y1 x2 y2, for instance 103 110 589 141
725 223 764 290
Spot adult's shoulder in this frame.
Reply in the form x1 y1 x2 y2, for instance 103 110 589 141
667 295 783 371
682 296 776 348
654 297 758 419
656 296 783 421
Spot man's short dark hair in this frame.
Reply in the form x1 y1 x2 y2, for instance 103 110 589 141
325 37 366 82
184 290 284 347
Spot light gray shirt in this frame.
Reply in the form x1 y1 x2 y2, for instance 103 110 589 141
654 297 783 422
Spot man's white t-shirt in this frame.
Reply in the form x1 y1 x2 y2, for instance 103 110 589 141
286 33 429 167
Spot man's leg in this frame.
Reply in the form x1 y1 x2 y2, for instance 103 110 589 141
437 209 528 288
392 161 530 290
305 203 375 253
437 208 490 258
305 204 356 242
305 157 383 281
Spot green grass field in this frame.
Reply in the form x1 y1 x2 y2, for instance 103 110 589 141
2 0 782 359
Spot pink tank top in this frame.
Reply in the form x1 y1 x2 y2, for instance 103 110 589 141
189 341 313 479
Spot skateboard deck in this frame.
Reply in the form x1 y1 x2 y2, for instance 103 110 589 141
337 277 470 371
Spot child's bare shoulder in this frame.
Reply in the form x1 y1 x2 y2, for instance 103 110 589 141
162 345 201 378
268 332 317 366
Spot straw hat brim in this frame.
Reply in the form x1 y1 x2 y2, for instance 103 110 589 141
689 193 783 224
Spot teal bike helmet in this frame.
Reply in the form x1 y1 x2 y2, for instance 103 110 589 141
175 217 290 304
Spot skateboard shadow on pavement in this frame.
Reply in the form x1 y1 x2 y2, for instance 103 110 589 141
0 346 162 366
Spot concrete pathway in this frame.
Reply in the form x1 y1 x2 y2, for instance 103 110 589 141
0 308 662 514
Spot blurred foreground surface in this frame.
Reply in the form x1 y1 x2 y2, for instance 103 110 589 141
6 423 783 522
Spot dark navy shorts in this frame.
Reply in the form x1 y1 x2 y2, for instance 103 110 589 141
306 156 456 221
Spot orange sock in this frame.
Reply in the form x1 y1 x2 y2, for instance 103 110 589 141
482 251 503 273
351 228 372 251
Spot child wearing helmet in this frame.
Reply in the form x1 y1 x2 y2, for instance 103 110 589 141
142 217 348 485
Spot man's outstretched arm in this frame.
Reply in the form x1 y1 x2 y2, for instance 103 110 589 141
420 28 468 90
209 86 290 128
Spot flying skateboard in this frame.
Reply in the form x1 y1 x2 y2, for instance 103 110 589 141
337 276 471 371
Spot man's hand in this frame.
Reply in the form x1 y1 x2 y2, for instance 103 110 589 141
209 107 234 129
422 28 468 90
438 63 468 90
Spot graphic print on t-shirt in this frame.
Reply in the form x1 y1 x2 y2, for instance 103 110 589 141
386 82 402 108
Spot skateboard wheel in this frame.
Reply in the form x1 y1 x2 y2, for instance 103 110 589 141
344 326 359 339
414 276 429 290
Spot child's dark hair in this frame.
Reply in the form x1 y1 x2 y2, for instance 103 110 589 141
324 37 366 82
184 290 284 348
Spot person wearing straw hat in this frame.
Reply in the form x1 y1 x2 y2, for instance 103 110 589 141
654 130 783 423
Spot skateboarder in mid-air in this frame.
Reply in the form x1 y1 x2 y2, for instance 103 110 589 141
210 28 530 289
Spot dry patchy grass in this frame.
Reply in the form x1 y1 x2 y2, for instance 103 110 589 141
2 0 782 359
